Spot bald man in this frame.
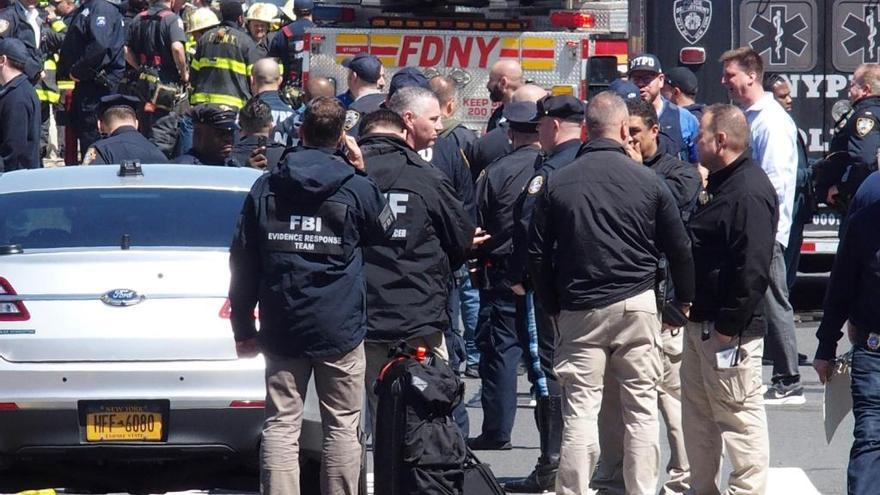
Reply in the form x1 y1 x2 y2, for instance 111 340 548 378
305 76 336 101
469 84 547 181
250 58 296 145
486 59 525 132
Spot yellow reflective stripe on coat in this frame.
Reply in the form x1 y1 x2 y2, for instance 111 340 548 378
35 88 61 104
57 80 75 90
190 57 249 76
190 92 245 108
51 19 67 32
44 58 57 71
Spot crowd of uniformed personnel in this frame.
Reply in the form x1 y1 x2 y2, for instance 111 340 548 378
0 0 318 170
0 0 878 491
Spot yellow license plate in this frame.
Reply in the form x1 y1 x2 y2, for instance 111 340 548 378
85 406 163 442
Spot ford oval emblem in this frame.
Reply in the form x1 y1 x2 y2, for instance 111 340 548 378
100 289 145 307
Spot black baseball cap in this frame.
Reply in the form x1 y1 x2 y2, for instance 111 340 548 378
342 53 382 84
537 95 585 123
0 38 29 66
98 94 141 115
192 104 239 131
387 67 430 99
503 101 539 132
665 66 699 95
629 53 663 74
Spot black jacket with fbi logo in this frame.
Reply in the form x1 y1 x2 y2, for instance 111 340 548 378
358 134 474 343
228 147 394 358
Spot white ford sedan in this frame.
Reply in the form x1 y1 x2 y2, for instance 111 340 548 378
0 163 326 484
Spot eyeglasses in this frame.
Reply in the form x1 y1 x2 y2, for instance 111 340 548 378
629 73 659 86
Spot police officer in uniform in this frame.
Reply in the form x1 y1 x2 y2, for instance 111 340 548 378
468 100 543 451
82 94 168 164
505 94 584 492
0 37 41 171
336 51 383 111
174 103 238 166
190 0 258 109
229 96 394 495
814 194 880 495
268 0 313 95
125 0 188 136
0 0 45 83
57 0 126 154
815 63 880 217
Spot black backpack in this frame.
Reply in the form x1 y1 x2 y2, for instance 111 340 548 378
373 344 467 494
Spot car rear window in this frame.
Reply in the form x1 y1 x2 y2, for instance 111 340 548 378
0 188 248 249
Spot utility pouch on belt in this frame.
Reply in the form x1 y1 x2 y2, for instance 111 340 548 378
134 66 161 103
151 83 182 111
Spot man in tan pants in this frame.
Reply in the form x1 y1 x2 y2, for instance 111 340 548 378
527 91 695 495
684 103 776 494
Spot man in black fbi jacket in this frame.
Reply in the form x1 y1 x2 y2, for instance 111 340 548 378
357 107 475 432
82 94 169 165
527 91 694 494
469 99 543 451
681 104 777 495
228 96 394 495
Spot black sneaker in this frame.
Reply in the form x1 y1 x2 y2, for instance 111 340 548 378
467 435 512 451
763 380 806 405
464 364 480 379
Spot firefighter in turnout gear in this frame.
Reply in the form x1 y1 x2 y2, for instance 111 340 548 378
190 0 258 110
124 0 189 136
268 0 313 97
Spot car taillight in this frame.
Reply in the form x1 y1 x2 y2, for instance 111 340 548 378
0 277 29 322
219 299 259 319
550 11 595 30
679 47 707 65
229 400 265 408
0 402 19 411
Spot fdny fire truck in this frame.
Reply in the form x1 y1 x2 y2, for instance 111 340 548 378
303 0 630 131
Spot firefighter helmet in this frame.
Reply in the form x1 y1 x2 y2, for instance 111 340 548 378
246 3 278 24
280 0 296 22
187 7 220 34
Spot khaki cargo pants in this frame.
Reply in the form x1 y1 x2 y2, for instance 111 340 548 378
261 344 365 495
681 321 769 495
553 290 663 495
592 327 690 494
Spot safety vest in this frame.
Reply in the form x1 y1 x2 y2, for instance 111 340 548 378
190 23 256 109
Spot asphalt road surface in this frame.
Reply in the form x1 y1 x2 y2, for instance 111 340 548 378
2 274 850 495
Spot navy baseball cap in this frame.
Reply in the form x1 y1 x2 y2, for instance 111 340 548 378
629 53 663 74
98 94 141 115
387 67 430 99
192 104 239 131
294 0 313 11
342 53 382 84
537 95 585 122
609 79 640 100
665 66 699 95
503 101 539 132
0 38 29 66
